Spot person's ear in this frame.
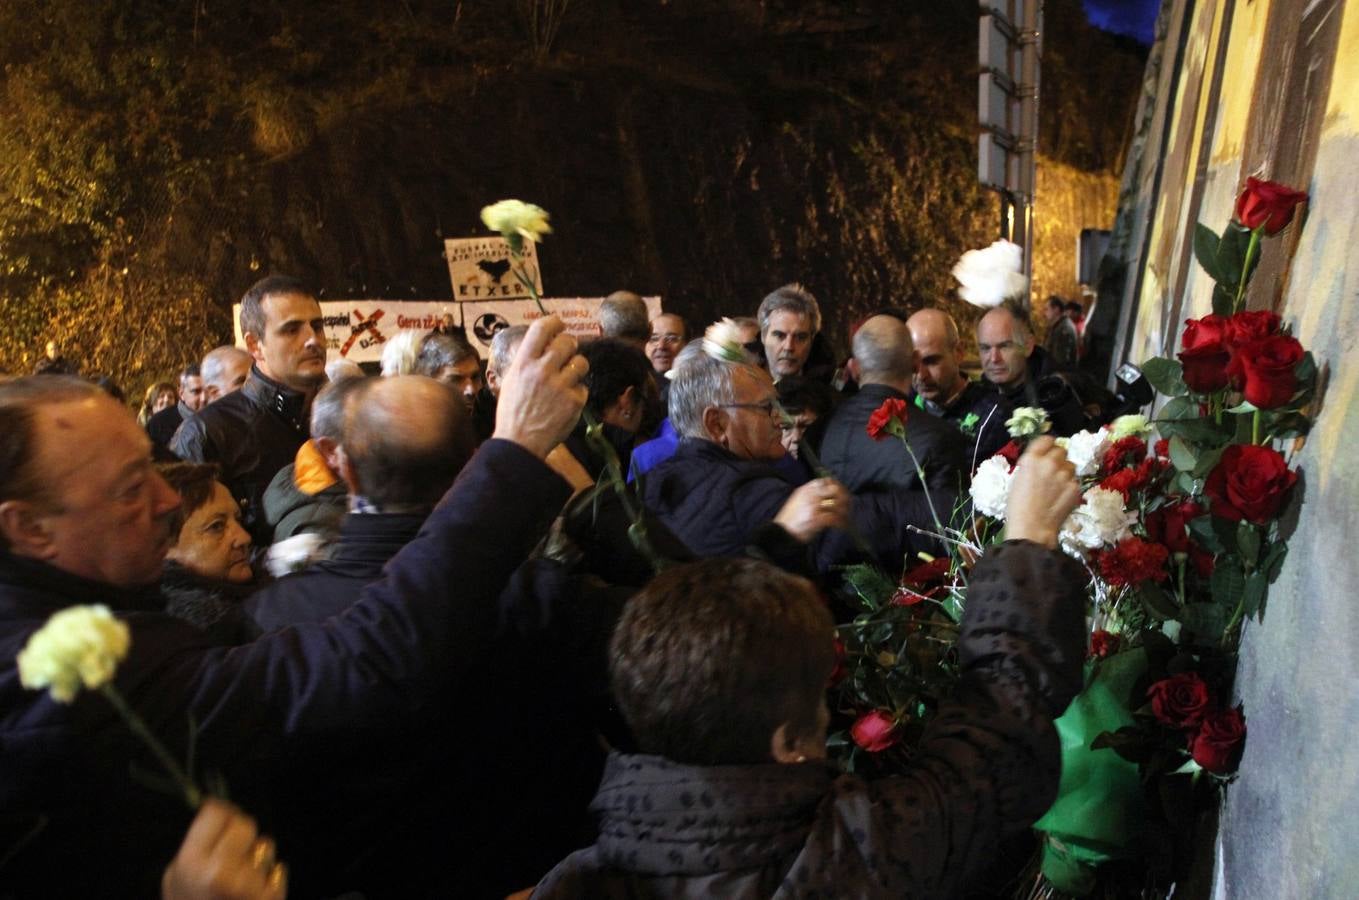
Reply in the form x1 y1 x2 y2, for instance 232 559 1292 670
243 330 267 366
701 406 728 445
845 357 861 383
336 447 360 496
0 501 59 562
769 722 807 764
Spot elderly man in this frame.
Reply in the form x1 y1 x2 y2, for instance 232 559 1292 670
198 345 253 405
0 317 585 897
977 304 1052 407
907 308 1013 467
173 277 329 543
145 363 206 450
758 283 824 381
414 330 484 415
641 343 942 575
819 315 965 494
645 312 687 377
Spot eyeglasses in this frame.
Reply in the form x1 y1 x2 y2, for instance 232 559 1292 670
721 401 780 419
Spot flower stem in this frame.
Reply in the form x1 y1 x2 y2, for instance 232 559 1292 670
1233 229 1262 315
512 254 665 572
1252 408 1262 445
98 684 201 810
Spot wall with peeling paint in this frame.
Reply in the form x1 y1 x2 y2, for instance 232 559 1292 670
1104 0 1359 896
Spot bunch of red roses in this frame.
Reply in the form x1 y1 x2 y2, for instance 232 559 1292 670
1178 310 1304 406
1145 672 1247 774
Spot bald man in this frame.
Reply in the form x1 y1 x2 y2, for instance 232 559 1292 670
907 309 1013 467
199 345 254 405
818 315 965 495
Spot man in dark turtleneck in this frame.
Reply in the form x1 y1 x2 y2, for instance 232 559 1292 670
172 275 328 544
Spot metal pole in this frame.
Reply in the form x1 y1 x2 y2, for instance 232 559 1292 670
1016 0 1042 286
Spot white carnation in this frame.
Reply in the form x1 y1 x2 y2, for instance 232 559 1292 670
970 455 1014 520
17 605 130 704
951 239 1029 308
1059 487 1137 556
1006 406 1051 439
701 317 749 364
1062 428 1112 478
479 199 552 243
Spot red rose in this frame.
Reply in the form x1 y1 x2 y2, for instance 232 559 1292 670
1153 438 1170 459
1190 705 1247 773
894 556 950 605
1234 177 1308 235
1147 672 1213 728
1225 334 1304 409
866 398 908 440
1227 310 1281 346
1178 315 1233 393
850 710 900 752
1204 444 1297 523
1089 630 1121 659
1145 499 1207 555
890 586 925 607
1095 537 1170 586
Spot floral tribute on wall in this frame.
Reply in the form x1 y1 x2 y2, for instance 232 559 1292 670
829 179 1313 897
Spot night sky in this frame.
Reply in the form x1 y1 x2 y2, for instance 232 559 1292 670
1082 0 1160 45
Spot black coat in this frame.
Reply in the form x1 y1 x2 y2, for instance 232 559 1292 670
640 439 947 575
817 383 967 495
245 508 628 897
145 400 189 449
170 367 310 544
0 439 569 897
533 541 1088 899
914 380 1015 471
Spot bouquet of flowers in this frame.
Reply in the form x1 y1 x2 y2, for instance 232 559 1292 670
830 177 1314 896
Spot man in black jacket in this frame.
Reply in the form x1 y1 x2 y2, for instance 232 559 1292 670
907 307 1014 468
0 317 586 897
171 276 328 544
818 314 966 496
145 363 205 450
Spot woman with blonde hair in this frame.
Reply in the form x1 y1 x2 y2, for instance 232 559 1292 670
138 379 178 427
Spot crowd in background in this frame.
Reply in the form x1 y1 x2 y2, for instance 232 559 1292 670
0 276 1102 898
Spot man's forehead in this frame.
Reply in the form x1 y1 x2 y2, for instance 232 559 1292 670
35 398 146 479
262 291 322 323
734 365 775 394
768 310 810 331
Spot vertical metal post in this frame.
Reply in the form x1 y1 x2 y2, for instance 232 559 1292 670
1015 0 1042 283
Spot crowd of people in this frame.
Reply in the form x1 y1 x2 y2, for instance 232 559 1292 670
1 276 1104 898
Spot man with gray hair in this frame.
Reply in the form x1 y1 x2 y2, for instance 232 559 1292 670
757 283 822 381
641 341 942 574
818 315 966 494
599 290 650 350
415 331 483 415
487 324 529 399
198 345 253 405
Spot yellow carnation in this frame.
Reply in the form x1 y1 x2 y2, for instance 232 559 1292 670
17 605 130 704
480 199 552 243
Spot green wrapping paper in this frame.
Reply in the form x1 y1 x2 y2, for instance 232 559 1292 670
1032 647 1149 895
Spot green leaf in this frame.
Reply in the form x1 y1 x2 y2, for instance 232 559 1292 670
1211 517 1240 555
1225 401 1258 414
1188 517 1224 554
1211 558 1246 608
1192 223 1224 281
1160 395 1196 421
1236 523 1260 568
1294 351 1317 387
1168 436 1198 472
1260 542 1288 582
1241 572 1268 619
1179 602 1226 641
1143 357 1188 397
1138 583 1180 620
1091 725 1158 764
1212 282 1236 318
1192 446 1225 478
1215 221 1257 288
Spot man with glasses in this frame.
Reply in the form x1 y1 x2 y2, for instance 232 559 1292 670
640 343 945 576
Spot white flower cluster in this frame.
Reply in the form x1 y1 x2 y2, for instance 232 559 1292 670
701 317 750 364
1109 414 1153 441
969 455 1013 520
1056 428 1111 478
1059 487 1137 557
17 605 130 704
951 239 1029 308
1006 406 1051 439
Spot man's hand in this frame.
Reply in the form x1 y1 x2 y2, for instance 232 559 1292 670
774 477 851 544
1006 436 1081 549
493 316 588 459
162 799 287 900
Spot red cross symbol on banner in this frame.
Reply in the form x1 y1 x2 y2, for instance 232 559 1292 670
340 309 387 357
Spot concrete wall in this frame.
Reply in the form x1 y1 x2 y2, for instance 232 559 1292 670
1106 0 1359 896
